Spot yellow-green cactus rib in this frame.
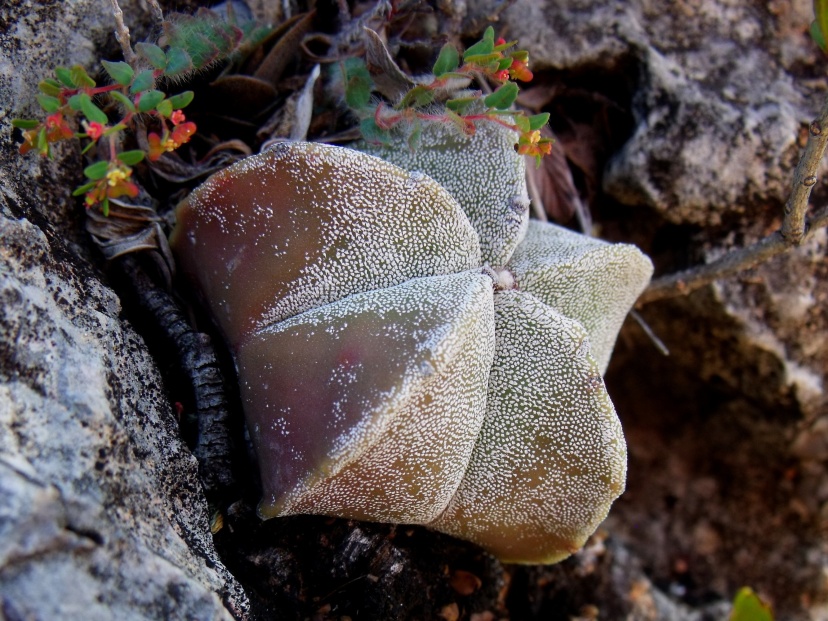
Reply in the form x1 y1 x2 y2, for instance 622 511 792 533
170 141 481 347
244 271 495 524
431 290 626 564
358 120 529 267
507 221 654 374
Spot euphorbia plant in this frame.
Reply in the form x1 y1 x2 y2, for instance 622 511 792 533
12 52 196 216
345 26 554 165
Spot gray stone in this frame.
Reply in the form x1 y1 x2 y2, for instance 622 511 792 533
0 1 245 619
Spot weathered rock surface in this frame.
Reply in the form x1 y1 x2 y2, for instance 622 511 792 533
0 1 244 619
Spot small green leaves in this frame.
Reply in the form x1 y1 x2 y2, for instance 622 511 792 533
84 160 110 180
54 66 75 88
164 47 194 76
130 69 156 94
483 82 518 110
136 42 167 69
70 64 96 88
168 90 195 110
156 99 173 117
109 90 136 113
814 0 828 51
528 112 550 131
344 58 373 109
117 150 145 166
730 587 774 621
433 44 460 77
463 26 495 58
36 94 61 113
102 60 134 86
398 85 435 109
78 93 108 124
38 79 62 97
137 90 165 113
12 118 39 130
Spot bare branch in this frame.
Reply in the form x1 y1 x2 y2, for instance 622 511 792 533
145 0 164 22
109 0 137 65
782 97 828 245
638 208 828 305
638 94 828 305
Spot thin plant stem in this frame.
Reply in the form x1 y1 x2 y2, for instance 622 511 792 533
638 95 828 305
109 0 137 65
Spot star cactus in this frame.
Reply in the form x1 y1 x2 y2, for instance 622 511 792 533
169 126 653 564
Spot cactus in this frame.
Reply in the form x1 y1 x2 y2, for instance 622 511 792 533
170 134 653 564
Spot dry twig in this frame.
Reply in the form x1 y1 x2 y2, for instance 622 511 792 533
109 0 137 65
639 96 828 305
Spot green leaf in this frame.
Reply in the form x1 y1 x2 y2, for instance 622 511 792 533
78 93 109 124
72 181 98 196
514 116 531 133
407 123 423 151
359 116 388 144
484 82 519 110
117 150 145 166
12 118 39 130
463 26 496 59
137 89 165 113
130 69 156 94
811 19 827 51
38 79 62 97
497 56 513 71
103 123 127 137
84 160 110 180
446 97 476 115
462 52 501 66
36 93 61 113
68 94 83 111
54 66 75 88
463 37 494 59
109 90 136 113
344 59 373 109
164 47 194 76
101 196 111 217
101 60 134 86
528 112 550 131
398 85 435 109
70 64 96 88
433 44 460 77
156 99 173 117
36 127 48 154
817 0 828 52
168 90 195 110
136 42 167 70
730 587 774 621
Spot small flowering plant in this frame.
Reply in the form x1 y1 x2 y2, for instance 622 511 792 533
346 26 553 165
12 47 197 216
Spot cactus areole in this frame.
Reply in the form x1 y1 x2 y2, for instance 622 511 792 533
170 134 653 564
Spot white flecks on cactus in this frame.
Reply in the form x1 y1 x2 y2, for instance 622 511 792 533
170 140 653 564
431 291 625 564
507 221 654 373
358 120 529 267
244 271 495 524
170 141 480 346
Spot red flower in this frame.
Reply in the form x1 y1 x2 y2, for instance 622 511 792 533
147 121 197 161
495 69 510 82
44 112 74 142
508 58 533 82
170 109 186 126
84 121 105 140
170 121 196 147
84 163 139 210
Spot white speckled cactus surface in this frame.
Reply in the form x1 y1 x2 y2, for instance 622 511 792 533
169 125 653 564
